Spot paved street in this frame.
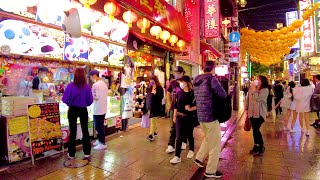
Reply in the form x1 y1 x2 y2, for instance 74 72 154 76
2 108 320 179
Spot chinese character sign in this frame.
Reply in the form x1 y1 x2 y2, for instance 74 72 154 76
314 0 320 52
204 0 220 38
286 11 300 48
299 0 315 53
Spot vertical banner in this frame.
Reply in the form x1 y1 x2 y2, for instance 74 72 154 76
314 0 320 52
286 11 300 48
183 0 200 64
300 0 315 53
204 0 220 38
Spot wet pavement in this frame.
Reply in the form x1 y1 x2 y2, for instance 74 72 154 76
2 105 320 179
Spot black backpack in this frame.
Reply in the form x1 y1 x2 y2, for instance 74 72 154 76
209 76 232 123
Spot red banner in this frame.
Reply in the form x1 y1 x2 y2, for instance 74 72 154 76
204 0 220 38
300 0 314 53
117 0 191 42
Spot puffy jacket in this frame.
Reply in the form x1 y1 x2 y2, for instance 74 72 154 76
193 73 227 123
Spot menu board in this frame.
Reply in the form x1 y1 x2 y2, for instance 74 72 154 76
8 116 29 135
27 103 62 155
0 19 65 59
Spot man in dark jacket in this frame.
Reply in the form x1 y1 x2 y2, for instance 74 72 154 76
273 80 284 115
193 61 227 179
311 75 320 127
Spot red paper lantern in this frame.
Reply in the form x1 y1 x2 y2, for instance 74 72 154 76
104 1 120 20
123 10 138 28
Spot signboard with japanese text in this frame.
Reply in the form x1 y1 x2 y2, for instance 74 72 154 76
286 11 300 48
27 103 62 156
204 0 220 38
118 0 191 42
314 0 320 52
300 0 315 53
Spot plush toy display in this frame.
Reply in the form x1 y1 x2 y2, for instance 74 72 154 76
62 8 81 38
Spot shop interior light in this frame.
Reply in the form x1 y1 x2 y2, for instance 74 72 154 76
137 18 151 33
150 26 162 39
104 1 120 20
169 35 178 46
176 39 186 50
123 10 138 28
160 30 170 43
79 0 97 8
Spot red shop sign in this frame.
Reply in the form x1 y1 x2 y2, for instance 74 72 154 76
204 0 220 38
299 0 315 53
118 0 191 42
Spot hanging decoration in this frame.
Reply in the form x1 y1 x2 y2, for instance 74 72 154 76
137 18 151 33
122 10 138 28
79 0 97 8
169 35 178 46
177 40 186 50
104 1 120 20
160 30 170 43
150 26 162 39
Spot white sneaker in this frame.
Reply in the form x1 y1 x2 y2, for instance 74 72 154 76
306 131 310 136
181 142 187 150
93 144 107 150
166 145 175 153
187 150 194 159
170 156 181 164
93 140 100 146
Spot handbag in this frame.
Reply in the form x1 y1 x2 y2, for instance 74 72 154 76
244 115 252 131
140 114 150 128
311 94 320 112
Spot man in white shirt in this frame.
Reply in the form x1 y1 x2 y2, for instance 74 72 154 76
89 70 108 150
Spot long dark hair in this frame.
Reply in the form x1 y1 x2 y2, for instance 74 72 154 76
301 78 310 87
149 75 162 88
288 81 295 101
73 68 87 88
258 75 268 90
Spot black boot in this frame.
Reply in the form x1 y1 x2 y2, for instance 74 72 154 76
249 145 260 155
311 119 320 126
256 145 265 156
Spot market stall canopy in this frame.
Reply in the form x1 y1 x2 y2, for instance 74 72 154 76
200 41 222 58
88 0 191 43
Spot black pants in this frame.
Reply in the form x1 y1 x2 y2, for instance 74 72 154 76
168 116 187 148
68 106 91 157
250 117 264 146
275 98 282 115
94 114 106 144
175 116 195 158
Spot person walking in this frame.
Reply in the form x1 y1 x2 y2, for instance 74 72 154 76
62 68 93 160
165 66 187 153
146 75 164 141
247 75 269 155
89 70 108 150
193 61 227 179
170 76 197 164
311 75 320 127
281 81 296 131
274 80 284 115
292 79 314 136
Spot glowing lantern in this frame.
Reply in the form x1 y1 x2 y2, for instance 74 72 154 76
79 0 97 8
169 35 178 46
122 10 138 27
160 30 170 43
137 18 150 33
150 26 162 39
177 40 186 50
104 1 120 20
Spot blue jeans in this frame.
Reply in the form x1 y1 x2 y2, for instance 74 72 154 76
94 114 106 144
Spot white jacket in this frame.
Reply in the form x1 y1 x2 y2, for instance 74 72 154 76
293 85 313 113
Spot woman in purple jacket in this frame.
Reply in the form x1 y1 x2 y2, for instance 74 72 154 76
62 68 93 160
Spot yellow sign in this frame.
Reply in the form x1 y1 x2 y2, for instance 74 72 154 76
8 116 29 135
28 105 41 118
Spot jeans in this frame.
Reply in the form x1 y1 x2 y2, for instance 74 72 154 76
168 111 187 148
250 117 264 146
196 120 221 174
68 106 91 157
175 115 194 158
94 114 106 144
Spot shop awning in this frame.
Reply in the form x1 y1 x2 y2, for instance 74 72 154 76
91 0 191 43
200 41 222 58
285 51 299 60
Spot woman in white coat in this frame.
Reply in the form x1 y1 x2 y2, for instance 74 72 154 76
292 79 314 136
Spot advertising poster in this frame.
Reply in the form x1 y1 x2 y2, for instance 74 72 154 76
0 19 65 58
63 36 89 61
27 103 62 155
8 116 29 135
8 132 31 163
